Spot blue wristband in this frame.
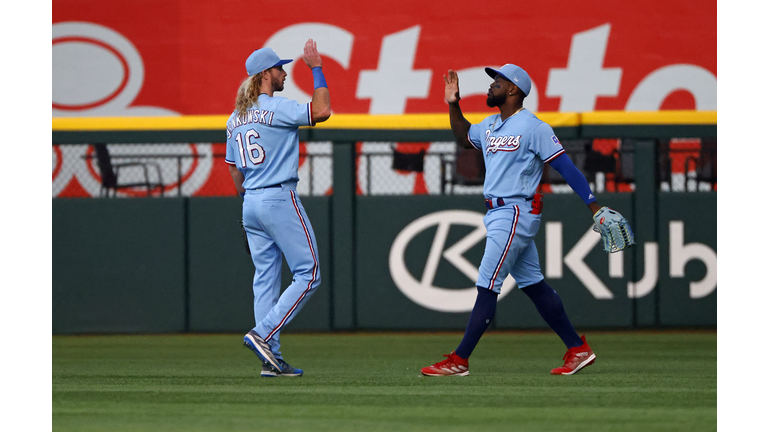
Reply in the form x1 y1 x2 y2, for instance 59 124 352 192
312 67 327 89
239 192 245 199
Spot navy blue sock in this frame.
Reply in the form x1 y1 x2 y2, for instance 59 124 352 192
455 287 498 359
522 280 583 349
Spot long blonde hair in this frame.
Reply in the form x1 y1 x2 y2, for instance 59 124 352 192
235 72 263 116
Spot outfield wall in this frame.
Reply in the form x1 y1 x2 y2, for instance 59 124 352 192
52 117 716 334
52 197 332 334
52 192 715 334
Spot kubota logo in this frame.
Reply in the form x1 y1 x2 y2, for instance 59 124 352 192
388 210 515 312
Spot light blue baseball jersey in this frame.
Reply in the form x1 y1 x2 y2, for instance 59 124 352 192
225 94 314 189
467 108 565 199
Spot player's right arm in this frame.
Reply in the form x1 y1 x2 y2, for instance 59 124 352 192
228 165 246 196
302 39 331 123
225 128 246 196
445 70 473 149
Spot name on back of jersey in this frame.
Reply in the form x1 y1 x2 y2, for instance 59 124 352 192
226 109 275 139
485 130 522 155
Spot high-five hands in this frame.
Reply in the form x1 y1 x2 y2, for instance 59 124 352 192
443 70 461 104
302 39 322 69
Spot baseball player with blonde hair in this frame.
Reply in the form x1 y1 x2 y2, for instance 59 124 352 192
226 39 330 377
421 64 633 377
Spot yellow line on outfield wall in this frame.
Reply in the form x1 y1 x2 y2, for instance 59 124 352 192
52 115 230 131
313 112 580 129
581 110 717 125
52 111 715 131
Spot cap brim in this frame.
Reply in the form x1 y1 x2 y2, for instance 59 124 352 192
272 59 293 68
485 67 511 82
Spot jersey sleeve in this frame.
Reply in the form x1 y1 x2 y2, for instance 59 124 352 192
225 118 238 166
224 114 237 165
225 136 238 166
530 122 565 163
467 123 483 151
270 98 314 128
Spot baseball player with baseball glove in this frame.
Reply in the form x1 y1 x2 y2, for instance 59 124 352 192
226 39 330 377
421 64 634 377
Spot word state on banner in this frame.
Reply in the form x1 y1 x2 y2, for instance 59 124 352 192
263 22 715 113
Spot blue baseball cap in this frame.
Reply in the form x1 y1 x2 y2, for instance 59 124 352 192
485 64 531 96
245 47 293 76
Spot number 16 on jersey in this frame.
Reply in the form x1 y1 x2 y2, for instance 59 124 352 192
235 128 265 167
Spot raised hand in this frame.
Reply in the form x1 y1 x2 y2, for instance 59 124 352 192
443 69 461 104
301 39 322 69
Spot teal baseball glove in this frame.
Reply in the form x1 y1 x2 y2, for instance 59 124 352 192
592 207 636 253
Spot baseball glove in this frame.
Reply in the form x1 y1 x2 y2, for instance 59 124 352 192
592 207 636 253
239 219 251 255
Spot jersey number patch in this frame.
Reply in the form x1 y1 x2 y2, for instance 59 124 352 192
234 129 265 167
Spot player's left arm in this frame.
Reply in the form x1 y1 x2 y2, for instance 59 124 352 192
531 123 598 213
540 128 634 252
548 154 600 214
547 144 635 252
301 39 331 123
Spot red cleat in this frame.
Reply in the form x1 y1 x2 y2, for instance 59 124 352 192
551 335 596 375
421 351 469 376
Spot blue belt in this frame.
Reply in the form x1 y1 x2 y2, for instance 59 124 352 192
485 198 505 209
485 196 534 209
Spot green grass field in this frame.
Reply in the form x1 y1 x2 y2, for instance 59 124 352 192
52 331 716 432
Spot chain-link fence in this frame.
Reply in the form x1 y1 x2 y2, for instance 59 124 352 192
52 142 334 198
658 137 717 192
356 141 470 195
53 137 716 198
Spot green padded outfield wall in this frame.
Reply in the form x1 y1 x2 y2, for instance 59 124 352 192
657 193 717 326
354 193 715 329
52 198 187 333
52 194 715 334
355 194 638 330
52 197 332 334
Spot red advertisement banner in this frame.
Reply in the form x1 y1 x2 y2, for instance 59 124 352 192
53 0 716 116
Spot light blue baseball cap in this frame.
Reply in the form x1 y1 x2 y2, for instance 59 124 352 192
485 64 531 96
245 47 293 76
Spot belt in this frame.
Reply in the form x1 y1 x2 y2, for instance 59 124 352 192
485 198 506 209
247 181 298 193
484 196 534 209
253 184 283 191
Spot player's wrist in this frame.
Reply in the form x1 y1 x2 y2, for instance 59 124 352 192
588 202 601 215
312 67 327 89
